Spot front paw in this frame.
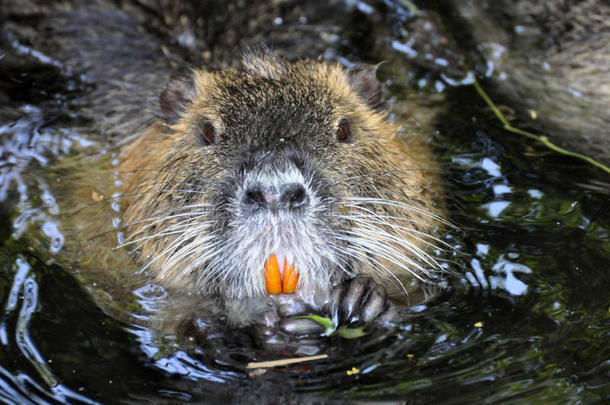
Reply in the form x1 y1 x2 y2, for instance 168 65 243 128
328 276 396 326
278 277 396 337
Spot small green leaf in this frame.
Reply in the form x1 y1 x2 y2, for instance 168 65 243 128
296 315 368 339
296 314 336 334
336 326 367 339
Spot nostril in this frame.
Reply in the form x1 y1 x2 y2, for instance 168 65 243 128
281 183 308 209
244 184 308 210
244 187 266 207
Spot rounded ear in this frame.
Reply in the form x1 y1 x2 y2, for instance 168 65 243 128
347 65 384 109
159 74 196 124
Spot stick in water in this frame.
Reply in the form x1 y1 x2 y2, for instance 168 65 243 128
247 354 328 369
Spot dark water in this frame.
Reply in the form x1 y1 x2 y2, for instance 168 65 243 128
1 1 609 403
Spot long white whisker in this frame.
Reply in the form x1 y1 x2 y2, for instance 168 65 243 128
344 197 450 225
338 231 431 278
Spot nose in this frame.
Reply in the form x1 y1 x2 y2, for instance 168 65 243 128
243 183 308 210
281 183 308 208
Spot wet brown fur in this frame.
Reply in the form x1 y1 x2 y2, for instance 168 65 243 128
118 55 443 307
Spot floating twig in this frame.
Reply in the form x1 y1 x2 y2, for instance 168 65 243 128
247 354 329 369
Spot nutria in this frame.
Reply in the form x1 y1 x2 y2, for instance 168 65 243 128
117 50 445 329
2 0 446 334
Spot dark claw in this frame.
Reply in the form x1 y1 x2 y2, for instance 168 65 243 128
339 277 368 321
360 281 388 323
331 276 395 326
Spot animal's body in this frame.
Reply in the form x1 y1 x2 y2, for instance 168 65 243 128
2 0 446 334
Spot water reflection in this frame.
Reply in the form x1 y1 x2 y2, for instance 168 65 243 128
0 257 98 403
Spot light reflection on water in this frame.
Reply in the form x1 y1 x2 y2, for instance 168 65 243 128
0 257 99 404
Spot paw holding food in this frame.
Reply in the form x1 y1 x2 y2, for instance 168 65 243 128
327 277 397 326
278 276 396 337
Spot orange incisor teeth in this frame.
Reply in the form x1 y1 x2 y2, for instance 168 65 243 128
264 254 282 295
282 260 298 294
264 254 299 295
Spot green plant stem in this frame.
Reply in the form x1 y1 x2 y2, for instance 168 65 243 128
472 79 610 175
401 0 419 14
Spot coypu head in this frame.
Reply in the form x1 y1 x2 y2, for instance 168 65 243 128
119 51 442 308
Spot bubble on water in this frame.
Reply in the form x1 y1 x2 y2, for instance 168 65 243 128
40 187 56 208
39 183 60 215
41 222 65 253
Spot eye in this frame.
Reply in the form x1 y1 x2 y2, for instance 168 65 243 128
198 121 217 145
336 119 352 143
